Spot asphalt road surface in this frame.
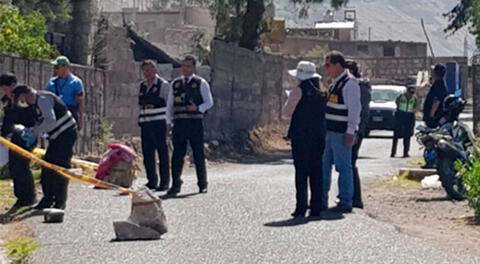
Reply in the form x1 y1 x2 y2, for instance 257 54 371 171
31 127 478 264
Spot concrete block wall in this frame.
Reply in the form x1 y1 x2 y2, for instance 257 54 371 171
0 54 107 155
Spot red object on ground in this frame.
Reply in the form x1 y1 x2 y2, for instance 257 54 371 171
95 144 137 181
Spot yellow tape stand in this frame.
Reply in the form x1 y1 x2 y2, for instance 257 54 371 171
0 137 133 195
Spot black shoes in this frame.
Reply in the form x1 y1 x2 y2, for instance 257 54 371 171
329 203 353 213
352 201 364 209
156 185 169 192
166 186 181 196
34 199 54 210
199 187 208 194
291 210 306 218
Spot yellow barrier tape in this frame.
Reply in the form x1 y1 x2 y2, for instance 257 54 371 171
32 148 99 172
0 137 133 195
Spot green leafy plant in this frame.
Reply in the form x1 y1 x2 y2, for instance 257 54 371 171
6 238 40 264
0 4 57 59
97 120 115 154
457 156 480 221
12 0 72 24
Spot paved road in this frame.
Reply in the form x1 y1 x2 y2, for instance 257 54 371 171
29 126 480 264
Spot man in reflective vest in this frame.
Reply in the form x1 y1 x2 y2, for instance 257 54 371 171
138 60 170 191
391 85 417 158
13 85 77 210
166 55 213 196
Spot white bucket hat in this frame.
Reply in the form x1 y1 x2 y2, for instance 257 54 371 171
288 61 321 81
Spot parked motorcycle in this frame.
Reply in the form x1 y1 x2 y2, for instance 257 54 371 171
415 95 476 201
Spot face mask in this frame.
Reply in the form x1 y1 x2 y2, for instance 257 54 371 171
17 101 29 108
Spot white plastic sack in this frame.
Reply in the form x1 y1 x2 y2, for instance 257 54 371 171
421 175 442 189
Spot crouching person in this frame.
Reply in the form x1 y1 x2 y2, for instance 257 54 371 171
13 85 77 209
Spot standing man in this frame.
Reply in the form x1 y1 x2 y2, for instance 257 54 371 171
13 86 77 210
138 60 170 191
0 73 37 208
283 61 327 218
423 64 448 128
345 60 371 209
322 51 361 213
46 56 85 130
391 85 417 158
167 55 213 196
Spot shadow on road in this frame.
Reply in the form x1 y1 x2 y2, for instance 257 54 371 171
264 211 345 227
159 192 201 200
264 218 309 227
0 206 43 224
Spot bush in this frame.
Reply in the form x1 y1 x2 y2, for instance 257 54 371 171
457 156 480 221
0 4 56 59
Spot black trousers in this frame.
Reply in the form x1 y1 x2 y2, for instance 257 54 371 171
352 134 364 205
171 119 207 189
40 128 77 209
391 136 411 156
140 122 169 189
8 132 36 205
291 136 324 214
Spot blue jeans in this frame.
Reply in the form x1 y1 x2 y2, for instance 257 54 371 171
322 131 354 207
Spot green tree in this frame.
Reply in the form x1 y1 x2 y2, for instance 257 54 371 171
202 0 349 50
12 0 72 23
445 0 480 45
0 4 57 59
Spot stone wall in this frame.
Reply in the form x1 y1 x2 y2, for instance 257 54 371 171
269 38 427 58
104 26 211 136
0 54 107 155
206 40 285 141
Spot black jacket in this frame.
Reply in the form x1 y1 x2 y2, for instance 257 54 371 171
287 77 327 141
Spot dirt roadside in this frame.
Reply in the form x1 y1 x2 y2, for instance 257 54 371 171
363 178 480 259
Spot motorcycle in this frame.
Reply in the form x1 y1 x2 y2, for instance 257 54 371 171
415 96 477 201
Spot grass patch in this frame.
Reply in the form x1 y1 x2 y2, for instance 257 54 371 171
5 238 40 264
407 157 426 168
383 172 421 189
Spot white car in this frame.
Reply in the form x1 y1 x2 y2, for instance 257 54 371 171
367 85 406 135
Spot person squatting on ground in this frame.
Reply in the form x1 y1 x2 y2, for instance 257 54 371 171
283 61 327 218
0 73 38 208
13 86 77 210
167 55 213 196
46 56 85 130
138 60 171 191
322 51 362 213
391 85 417 158
345 60 371 209
423 64 448 129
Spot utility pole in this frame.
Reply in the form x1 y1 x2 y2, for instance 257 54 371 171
421 18 435 62
368 27 371 41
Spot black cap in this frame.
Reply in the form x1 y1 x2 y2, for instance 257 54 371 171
0 73 17 86
12 85 34 98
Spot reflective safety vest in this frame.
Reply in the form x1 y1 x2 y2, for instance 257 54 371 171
138 78 168 124
397 94 417 113
172 76 204 120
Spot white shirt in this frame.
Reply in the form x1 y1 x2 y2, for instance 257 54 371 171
166 74 214 125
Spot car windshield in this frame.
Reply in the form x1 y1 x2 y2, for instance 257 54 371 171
371 89 402 103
